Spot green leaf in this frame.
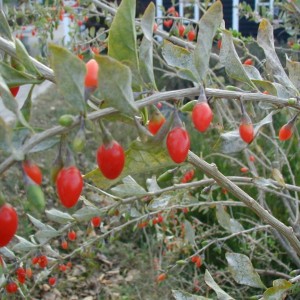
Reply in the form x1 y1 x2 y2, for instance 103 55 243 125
72 206 102 222
49 43 86 113
0 72 32 130
194 1 223 82
263 279 292 300
29 137 60 153
243 65 262 80
0 10 13 41
15 39 41 76
286 56 300 91
35 229 59 244
13 236 37 253
45 209 75 224
225 252 266 289
148 194 173 210
220 30 256 89
85 140 175 190
204 270 235 300
0 62 42 86
139 2 157 89
172 289 212 300
162 40 199 82
25 184 45 215
216 205 244 233
251 80 277 96
184 220 196 246
95 55 138 116
257 19 298 95
111 176 147 197
0 116 12 152
27 214 56 231
108 0 140 89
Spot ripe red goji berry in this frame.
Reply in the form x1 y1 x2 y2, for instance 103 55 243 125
0 204 18 247
243 58 253 65
32 256 39 265
22 160 42 185
167 6 176 14
68 230 77 241
153 22 158 32
192 102 213 132
187 29 196 41
59 264 67 272
156 273 167 282
48 277 56 286
148 106 166 135
9 86 20 97
178 24 185 37
182 207 189 214
66 261 72 269
91 216 101 227
84 59 99 88
181 169 195 183
166 127 190 163
163 19 173 28
249 155 255 162
16 267 26 284
38 255 48 268
217 39 222 49
279 123 293 141
240 167 249 173
97 140 125 180
137 221 148 229
5 281 18 294
61 240 68 250
56 166 83 208
77 20 83 26
239 110 254 144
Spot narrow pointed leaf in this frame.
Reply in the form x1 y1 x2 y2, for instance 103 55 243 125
194 1 223 82
204 270 235 300
49 44 86 112
216 205 244 233
15 39 41 76
220 30 256 89
226 252 266 288
0 10 13 40
111 176 147 197
13 236 37 253
257 19 298 94
95 55 138 116
46 209 75 224
162 40 199 82
184 220 196 246
72 206 102 222
108 0 140 88
286 56 300 90
0 62 42 86
263 279 292 300
139 2 157 89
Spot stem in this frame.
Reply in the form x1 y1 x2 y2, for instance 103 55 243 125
187 150 300 256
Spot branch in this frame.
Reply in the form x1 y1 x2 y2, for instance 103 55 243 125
187 150 300 256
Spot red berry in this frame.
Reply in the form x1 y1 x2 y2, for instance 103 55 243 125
153 23 158 32
66 261 72 269
217 39 222 49
167 6 176 14
178 24 185 37
91 216 101 227
191 255 202 267
9 86 20 97
156 273 167 282
84 59 99 88
0 204 18 247
262 90 269 95
61 240 68 249
69 14 74 21
163 19 173 28
32 256 39 265
5 282 18 294
279 124 293 141
157 214 163 223
187 29 196 41
239 121 254 144
59 264 67 272
22 160 42 185
148 111 166 135
243 58 253 66
182 207 189 214
56 166 83 208
48 277 56 286
77 20 83 26
97 140 125 180
16 267 26 284
249 155 255 162
240 167 249 173
166 127 190 163
181 169 195 183
137 221 148 229
68 230 77 241
192 102 213 132
38 255 48 268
